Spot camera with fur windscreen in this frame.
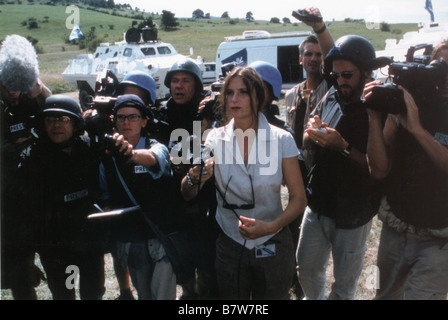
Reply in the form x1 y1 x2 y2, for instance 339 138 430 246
365 43 448 114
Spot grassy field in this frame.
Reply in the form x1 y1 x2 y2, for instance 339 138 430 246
0 2 419 91
0 2 417 301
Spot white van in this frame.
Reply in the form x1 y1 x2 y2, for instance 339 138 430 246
215 30 313 89
203 62 216 84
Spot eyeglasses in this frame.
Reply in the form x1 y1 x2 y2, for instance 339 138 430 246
330 70 357 80
44 116 72 126
115 114 142 122
223 175 255 210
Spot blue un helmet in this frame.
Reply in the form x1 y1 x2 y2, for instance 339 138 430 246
119 70 157 105
249 61 283 100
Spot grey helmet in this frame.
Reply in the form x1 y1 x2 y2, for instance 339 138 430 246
164 58 203 92
326 35 378 74
43 95 84 133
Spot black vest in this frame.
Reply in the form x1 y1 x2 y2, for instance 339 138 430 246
101 137 186 238
386 98 448 229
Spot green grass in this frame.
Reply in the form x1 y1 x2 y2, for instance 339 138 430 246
0 3 419 87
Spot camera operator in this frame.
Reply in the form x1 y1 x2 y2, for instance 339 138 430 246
98 94 180 299
110 70 158 300
8 95 105 300
1 34 52 299
364 46 448 300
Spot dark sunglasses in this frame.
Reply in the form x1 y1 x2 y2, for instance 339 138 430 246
330 70 357 80
223 175 255 210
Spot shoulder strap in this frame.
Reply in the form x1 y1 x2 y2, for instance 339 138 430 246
111 156 138 206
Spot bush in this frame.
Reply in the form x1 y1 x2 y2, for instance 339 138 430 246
380 22 390 32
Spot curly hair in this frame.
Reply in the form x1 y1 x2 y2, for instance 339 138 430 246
0 34 39 93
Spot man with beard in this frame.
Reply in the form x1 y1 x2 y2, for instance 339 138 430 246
295 35 382 300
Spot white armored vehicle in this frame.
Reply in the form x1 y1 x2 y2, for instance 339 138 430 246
62 27 204 109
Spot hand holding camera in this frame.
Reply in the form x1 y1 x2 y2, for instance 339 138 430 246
102 133 133 162
292 8 323 23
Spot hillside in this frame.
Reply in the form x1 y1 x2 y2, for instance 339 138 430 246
0 2 419 91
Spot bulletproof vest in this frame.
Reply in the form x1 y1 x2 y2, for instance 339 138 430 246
1 96 41 144
16 137 98 246
307 98 380 228
101 137 183 236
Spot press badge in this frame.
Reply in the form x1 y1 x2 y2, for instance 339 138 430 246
255 243 276 258
134 165 149 174
64 189 88 202
10 122 25 133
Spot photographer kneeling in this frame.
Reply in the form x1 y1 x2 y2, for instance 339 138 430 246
364 56 448 300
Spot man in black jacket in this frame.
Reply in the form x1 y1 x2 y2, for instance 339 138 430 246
10 95 105 299
156 58 219 299
296 35 382 300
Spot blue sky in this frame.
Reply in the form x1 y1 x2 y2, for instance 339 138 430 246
120 0 447 23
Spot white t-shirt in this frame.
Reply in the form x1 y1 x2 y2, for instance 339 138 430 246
205 113 299 249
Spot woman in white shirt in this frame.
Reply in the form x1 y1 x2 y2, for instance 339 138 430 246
183 67 307 299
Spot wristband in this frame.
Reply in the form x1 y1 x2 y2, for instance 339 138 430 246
341 143 352 157
186 172 198 186
314 24 326 34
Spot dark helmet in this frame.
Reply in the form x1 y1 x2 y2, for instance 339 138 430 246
249 60 283 100
164 58 203 92
119 70 157 105
326 35 377 73
113 94 151 119
43 94 84 132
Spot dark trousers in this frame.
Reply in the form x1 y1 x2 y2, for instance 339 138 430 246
38 245 105 300
215 227 295 300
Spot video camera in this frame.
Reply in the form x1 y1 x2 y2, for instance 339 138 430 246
194 62 237 124
365 43 448 114
210 62 237 95
83 69 120 143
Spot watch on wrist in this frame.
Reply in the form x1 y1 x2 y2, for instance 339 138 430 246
341 143 352 157
186 172 196 186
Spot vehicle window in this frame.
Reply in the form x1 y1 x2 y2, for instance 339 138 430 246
205 64 215 72
123 48 132 57
141 47 156 56
157 47 172 55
